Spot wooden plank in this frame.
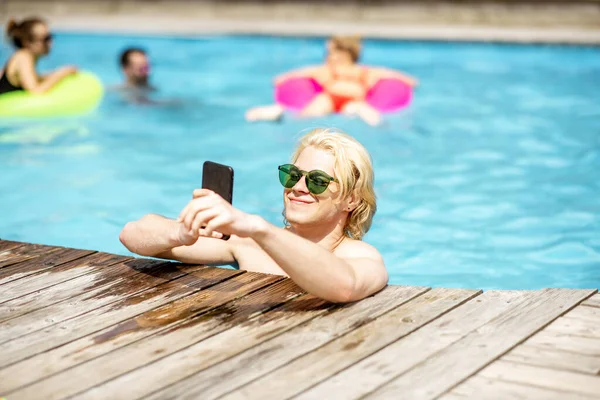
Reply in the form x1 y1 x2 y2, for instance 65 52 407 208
439 394 468 400
0 247 95 285
0 265 238 368
562 304 600 323
79 286 428 400
479 360 600 397
524 329 600 356
68 292 331 400
545 316 600 338
0 278 300 395
297 290 529 400
583 294 600 308
223 288 480 400
367 288 595 400
4 276 297 397
0 258 203 343
0 243 61 269
0 240 27 252
0 252 128 310
503 344 600 375
0 256 150 324
443 375 597 400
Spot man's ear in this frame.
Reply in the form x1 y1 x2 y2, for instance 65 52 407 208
346 190 361 212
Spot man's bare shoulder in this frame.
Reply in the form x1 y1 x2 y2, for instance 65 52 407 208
335 238 383 261
336 239 388 290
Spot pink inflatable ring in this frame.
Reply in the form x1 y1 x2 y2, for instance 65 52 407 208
274 77 412 113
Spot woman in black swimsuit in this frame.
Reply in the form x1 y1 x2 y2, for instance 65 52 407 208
0 17 77 95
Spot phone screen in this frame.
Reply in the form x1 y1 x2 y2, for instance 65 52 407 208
202 161 234 203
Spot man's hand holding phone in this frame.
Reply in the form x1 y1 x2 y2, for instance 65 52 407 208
176 189 265 242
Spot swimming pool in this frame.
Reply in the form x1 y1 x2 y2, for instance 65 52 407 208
1 33 599 290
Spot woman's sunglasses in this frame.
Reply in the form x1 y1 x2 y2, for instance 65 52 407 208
278 164 337 195
34 34 53 44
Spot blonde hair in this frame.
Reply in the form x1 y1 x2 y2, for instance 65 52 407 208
289 128 376 240
330 35 362 63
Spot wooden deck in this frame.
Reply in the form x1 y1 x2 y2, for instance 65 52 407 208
0 239 599 400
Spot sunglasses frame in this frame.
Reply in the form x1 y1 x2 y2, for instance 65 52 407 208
278 163 338 195
32 34 53 44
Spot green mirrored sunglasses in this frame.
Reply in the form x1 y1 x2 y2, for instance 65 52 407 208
278 164 338 195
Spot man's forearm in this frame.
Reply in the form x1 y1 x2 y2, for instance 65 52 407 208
119 214 181 256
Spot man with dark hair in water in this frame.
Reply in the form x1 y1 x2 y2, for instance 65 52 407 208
119 47 153 90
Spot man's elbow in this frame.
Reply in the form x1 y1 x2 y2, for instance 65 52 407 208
329 274 361 304
119 222 137 253
333 271 389 304
119 220 152 256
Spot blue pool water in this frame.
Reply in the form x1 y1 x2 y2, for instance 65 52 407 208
1 33 599 290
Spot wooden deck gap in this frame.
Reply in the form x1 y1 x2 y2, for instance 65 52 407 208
582 303 600 310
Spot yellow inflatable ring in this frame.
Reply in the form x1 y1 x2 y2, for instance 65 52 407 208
0 71 103 118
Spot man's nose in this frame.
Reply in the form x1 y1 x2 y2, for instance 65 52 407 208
292 175 310 193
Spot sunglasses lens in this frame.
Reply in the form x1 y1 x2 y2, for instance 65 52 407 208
306 171 330 195
278 164 300 188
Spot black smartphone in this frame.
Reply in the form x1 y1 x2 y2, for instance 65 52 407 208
202 161 234 240
202 161 234 203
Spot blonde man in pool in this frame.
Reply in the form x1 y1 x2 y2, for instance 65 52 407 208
120 128 388 303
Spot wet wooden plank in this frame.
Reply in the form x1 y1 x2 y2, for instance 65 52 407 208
0 243 62 269
298 290 529 400
66 292 329 400
442 376 597 400
137 286 429 400
224 288 480 400
0 253 128 310
479 360 600 397
0 256 155 324
583 294 600 308
0 265 238 368
0 278 300 395
0 247 96 286
0 258 202 342
503 344 600 375
0 240 27 252
367 289 595 400
524 329 600 356
5 276 297 398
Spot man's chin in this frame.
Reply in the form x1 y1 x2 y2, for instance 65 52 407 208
134 78 149 86
285 210 317 227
